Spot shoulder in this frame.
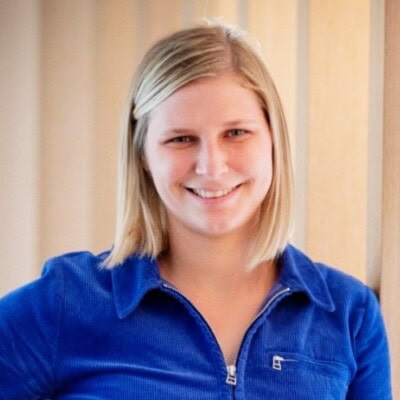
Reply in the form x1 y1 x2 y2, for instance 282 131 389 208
317 260 372 304
42 249 109 276
282 245 377 318
0 250 114 316
285 244 372 291
41 250 111 286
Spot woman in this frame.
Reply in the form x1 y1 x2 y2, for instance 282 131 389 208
0 22 392 399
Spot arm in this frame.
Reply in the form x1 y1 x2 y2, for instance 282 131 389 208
0 260 63 399
346 287 392 399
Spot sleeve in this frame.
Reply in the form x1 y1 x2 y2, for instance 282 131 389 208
0 260 64 399
346 287 392 400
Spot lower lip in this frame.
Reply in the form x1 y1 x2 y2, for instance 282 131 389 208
186 184 242 204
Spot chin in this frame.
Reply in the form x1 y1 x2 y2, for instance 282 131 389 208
193 220 248 238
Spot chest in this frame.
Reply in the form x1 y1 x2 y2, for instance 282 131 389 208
55 290 352 399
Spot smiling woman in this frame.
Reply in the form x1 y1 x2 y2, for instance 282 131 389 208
0 21 392 399
106 23 293 270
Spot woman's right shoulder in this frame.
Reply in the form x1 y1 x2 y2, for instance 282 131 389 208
0 249 116 398
41 249 110 281
0 249 115 308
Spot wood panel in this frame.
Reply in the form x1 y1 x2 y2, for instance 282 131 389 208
92 0 137 252
0 0 40 295
381 0 400 396
40 0 96 260
307 0 371 280
190 0 239 25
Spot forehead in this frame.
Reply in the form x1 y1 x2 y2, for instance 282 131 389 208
148 73 265 128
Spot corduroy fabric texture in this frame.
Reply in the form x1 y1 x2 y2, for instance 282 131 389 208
0 245 392 399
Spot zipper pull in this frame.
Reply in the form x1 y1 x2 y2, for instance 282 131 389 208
272 355 296 371
226 365 237 385
272 355 285 370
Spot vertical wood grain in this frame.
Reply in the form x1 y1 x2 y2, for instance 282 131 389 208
0 0 40 295
307 0 371 280
40 0 96 259
190 0 239 25
92 0 137 252
381 0 400 396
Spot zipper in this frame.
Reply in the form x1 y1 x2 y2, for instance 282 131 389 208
272 355 297 370
226 365 237 400
249 287 291 326
226 365 237 385
225 285 292 393
162 283 291 392
229 287 291 366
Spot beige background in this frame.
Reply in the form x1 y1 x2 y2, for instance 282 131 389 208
1 0 398 397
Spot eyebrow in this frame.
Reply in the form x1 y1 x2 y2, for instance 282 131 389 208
162 120 259 135
162 128 196 136
222 119 258 127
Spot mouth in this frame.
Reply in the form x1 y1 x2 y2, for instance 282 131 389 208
186 185 240 199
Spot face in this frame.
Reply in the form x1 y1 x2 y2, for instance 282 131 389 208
144 73 273 240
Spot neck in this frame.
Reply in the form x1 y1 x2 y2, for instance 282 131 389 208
159 223 276 300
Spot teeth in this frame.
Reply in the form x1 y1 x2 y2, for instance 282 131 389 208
191 187 235 199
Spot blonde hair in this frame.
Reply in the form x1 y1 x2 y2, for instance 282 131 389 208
104 22 294 268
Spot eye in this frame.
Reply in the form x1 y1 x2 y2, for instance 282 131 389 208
169 136 192 143
227 128 249 138
165 135 196 147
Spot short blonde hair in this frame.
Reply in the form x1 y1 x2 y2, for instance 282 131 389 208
104 22 294 268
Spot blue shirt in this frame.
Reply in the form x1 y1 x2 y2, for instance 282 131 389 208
0 245 392 399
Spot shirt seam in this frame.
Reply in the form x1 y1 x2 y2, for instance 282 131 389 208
354 285 369 342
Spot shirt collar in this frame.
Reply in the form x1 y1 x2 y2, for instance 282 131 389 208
111 254 163 319
111 244 335 319
278 245 335 312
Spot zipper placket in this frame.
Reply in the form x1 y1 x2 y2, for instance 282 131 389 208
227 287 291 376
162 283 290 397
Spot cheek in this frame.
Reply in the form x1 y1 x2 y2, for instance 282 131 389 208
242 139 273 176
251 147 274 195
148 154 188 189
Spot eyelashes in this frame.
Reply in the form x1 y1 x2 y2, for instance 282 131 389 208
164 129 252 147
226 128 249 137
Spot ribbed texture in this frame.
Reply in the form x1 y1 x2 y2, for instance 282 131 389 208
0 246 392 399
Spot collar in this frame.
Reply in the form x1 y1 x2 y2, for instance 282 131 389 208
278 245 335 312
111 244 335 319
111 254 163 319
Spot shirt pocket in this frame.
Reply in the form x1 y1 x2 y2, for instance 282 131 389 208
247 351 350 400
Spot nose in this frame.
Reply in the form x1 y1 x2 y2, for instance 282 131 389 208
195 140 228 177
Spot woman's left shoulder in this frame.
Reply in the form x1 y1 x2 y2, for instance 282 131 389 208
283 244 378 312
316 261 375 302
315 263 381 324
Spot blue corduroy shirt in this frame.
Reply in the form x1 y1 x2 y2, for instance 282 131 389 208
0 245 392 399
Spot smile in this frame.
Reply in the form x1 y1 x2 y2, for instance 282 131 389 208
187 186 238 199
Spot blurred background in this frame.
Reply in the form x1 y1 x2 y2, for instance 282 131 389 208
1 0 399 395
